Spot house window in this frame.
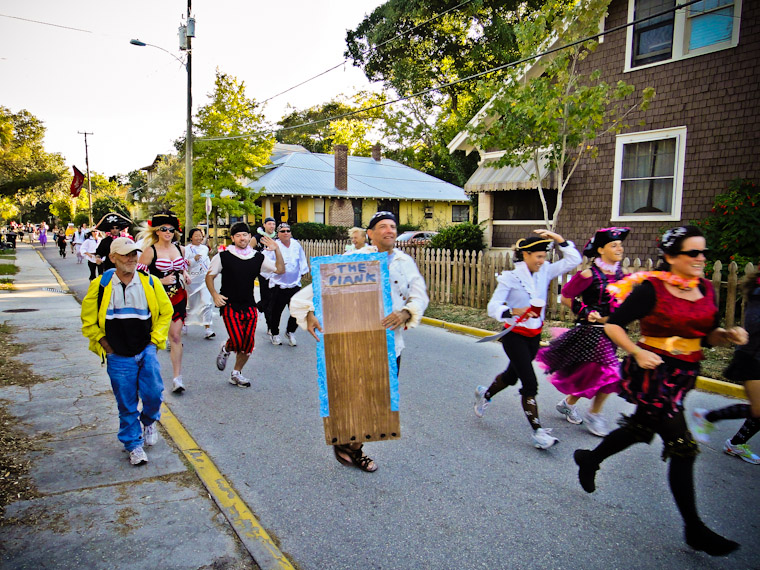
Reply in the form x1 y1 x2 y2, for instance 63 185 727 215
626 0 741 71
611 127 687 222
493 190 558 223
352 199 363 227
377 200 399 222
314 198 325 224
452 205 469 222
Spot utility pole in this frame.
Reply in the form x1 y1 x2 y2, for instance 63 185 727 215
182 0 194 237
78 131 94 226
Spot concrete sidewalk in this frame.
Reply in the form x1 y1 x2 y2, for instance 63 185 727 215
0 243 258 569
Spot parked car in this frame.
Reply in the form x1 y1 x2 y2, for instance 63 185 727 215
396 231 438 245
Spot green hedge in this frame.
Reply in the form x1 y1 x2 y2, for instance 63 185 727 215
290 222 348 241
429 222 485 252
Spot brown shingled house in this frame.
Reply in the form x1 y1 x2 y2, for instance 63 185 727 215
449 0 757 259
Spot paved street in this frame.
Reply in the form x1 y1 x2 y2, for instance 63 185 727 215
37 244 760 569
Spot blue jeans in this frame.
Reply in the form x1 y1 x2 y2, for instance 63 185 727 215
106 344 164 451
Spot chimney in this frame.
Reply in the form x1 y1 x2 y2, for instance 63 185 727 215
334 144 348 191
371 144 382 162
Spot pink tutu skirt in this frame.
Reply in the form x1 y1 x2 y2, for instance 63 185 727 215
536 324 621 399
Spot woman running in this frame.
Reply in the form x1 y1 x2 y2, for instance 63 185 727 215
184 228 215 339
474 229 581 449
138 211 189 394
692 267 760 465
537 227 629 437
573 226 747 556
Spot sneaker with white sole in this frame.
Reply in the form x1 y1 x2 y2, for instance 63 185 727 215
271 334 282 346
724 439 760 464
129 446 148 465
216 343 231 371
584 412 609 437
691 408 714 443
286 332 297 346
143 422 158 446
532 427 559 449
172 376 185 393
556 398 583 425
181 325 187 335
229 370 252 388
204 329 216 339
474 385 490 418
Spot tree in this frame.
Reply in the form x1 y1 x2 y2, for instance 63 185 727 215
468 0 655 230
0 107 67 198
172 70 274 226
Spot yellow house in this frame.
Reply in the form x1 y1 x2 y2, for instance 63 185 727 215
246 144 470 230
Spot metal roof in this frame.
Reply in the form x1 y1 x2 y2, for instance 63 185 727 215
464 154 556 193
246 152 467 202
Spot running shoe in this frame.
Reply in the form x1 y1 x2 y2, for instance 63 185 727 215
584 412 609 437
229 370 252 388
474 385 489 418
143 422 158 446
181 325 187 335
271 334 282 346
691 408 715 443
724 439 760 464
532 428 558 450
129 446 148 465
216 343 230 371
172 376 185 393
286 332 297 346
204 329 216 339
556 398 583 425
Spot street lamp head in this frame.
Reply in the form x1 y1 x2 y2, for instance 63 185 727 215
130 39 147 47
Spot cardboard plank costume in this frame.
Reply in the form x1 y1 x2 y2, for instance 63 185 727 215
311 253 399 445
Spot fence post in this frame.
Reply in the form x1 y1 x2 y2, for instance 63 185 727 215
725 261 739 328
711 260 723 310
741 263 755 327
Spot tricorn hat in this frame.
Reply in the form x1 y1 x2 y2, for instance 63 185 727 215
149 211 180 232
583 227 630 258
95 212 132 232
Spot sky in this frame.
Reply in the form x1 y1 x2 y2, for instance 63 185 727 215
0 0 386 177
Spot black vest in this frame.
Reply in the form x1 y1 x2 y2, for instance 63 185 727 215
219 250 265 309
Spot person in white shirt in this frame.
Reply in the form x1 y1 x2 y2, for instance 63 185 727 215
72 223 88 262
184 228 216 339
80 230 101 280
475 230 581 450
289 211 429 472
265 223 309 347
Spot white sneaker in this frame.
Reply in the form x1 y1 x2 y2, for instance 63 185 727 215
474 385 490 418
229 370 252 388
556 398 583 424
143 422 158 446
172 376 185 393
691 408 714 443
271 334 282 346
216 343 231 371
286 332 297 346
129 446 148 465
724 439 760 464
204 329 216 339
584 412 609 437
181 325 187 335
532 428 559 450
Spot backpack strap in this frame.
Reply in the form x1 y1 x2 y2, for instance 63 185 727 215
97 268 116 312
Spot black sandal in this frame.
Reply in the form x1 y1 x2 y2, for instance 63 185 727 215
333 444 378 472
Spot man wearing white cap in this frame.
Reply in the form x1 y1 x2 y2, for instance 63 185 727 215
81 237 173 466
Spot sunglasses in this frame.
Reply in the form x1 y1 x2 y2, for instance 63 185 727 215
678 249 708 258
278 229 291 233
157 226 175 233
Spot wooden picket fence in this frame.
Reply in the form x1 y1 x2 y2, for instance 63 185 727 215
299 240 755 327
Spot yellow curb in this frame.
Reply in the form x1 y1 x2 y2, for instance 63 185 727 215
421 318 747 400
34 249 72 293
159 403 294 570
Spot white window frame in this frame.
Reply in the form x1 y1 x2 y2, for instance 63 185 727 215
313 198 325 224
624 0 742 73
452 204 469 223
611 126 687 222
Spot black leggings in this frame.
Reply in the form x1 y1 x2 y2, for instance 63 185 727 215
487 332 542 398
88 261 98 280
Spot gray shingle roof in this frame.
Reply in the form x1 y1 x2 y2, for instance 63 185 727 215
246 152 467 202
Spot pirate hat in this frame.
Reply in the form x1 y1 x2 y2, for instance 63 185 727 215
95 212 132 232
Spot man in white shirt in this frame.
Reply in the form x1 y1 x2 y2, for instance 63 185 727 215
265 223 309 347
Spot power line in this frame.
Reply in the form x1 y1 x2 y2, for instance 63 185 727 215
259 0 474 105
0 13 93 34
200 0 706 143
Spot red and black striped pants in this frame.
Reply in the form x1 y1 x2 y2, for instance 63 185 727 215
220 304 258 355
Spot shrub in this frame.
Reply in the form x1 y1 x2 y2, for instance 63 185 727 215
73 212 89 227
694 178 760 274
429 222 485 252
290 222 348 241
397 223 420 233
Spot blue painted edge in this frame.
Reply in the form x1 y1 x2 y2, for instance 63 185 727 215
310 252 398 417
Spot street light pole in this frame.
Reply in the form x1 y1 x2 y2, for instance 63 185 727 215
184 0 193 238
130 1 195 236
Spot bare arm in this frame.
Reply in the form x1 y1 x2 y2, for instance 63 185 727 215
604 323 663 369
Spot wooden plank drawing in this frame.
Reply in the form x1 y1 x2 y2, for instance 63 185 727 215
312 252 399 446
